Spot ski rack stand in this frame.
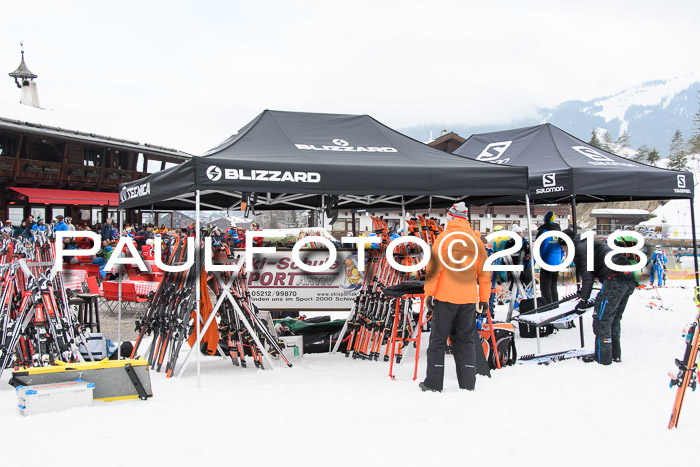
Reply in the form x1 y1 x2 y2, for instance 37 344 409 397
502 255 534 322
388 293 503 379
388 293 425 381
175 269 276 377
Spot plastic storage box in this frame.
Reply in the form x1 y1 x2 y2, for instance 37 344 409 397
16 380 94 416
279 335 303 360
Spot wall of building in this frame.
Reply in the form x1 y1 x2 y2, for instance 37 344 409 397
323 206 570 237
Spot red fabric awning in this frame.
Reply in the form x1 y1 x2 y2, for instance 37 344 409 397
9 187 119 206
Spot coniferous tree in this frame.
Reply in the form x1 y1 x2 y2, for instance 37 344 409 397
602 131 615 151
588 129 602 149
690 90 700 154
613 130 632 158
617 130 631 149
647 148 661 166
668 130 689 171
634 144 650 163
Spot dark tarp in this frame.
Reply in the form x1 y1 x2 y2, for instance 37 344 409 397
119 110 529 211
452 123 694 203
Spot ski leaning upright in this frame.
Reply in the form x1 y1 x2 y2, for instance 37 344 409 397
668 286 700 429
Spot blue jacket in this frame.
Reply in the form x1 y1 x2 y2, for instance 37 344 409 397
536 222 564 266
55 221 68 232
651 251 667 266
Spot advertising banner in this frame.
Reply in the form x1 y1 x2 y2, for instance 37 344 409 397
245 249 363 311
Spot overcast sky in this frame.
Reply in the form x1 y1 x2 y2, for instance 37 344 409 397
1 0 698 154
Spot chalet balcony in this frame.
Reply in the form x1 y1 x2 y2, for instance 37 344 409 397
1 157 159 187
18 160 63 182
0 157 15 174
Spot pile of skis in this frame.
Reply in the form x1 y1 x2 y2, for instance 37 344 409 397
667 285 700 429
209 246 292 371
131 237 290 377
335 216 431 363
406 215 441 245
131 234 198 376
0 232 91 379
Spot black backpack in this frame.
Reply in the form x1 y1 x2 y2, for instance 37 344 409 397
517 298 555 338
480 322 518 369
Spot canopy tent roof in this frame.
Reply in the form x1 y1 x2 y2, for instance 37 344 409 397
452 123 694 204
119 110 529 211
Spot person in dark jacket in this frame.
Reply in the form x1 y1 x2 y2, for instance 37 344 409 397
211 228 224 245
101 218 113 242
535 211 564 305
564 228 637 365
13 221 31 239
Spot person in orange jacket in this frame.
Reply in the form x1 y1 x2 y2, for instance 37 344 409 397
420 202 491 392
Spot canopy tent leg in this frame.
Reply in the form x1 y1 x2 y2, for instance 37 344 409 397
118 208 123 359
195 190 201 387
401 197 406 231
571 196 584 348
690 198 699 287
525 195 541 354
352 210 357 236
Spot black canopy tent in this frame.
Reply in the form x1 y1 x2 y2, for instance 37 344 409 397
453 123 698 286
119 110 529 212
117 110 532 382
453 123 694 203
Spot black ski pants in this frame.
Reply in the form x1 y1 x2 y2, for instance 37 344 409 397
540 269 560 305
424 300 476 391
592 274 636 365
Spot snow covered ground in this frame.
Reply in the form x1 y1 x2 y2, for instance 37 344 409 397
1 281 699 466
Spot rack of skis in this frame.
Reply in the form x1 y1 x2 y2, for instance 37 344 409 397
0 232 94 379
131 236 292 377
333 216 436 362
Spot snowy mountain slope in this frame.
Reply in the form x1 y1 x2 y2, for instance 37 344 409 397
546 74 699 151
403 75 700 153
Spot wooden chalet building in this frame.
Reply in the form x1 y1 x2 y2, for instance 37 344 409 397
0 117 191 226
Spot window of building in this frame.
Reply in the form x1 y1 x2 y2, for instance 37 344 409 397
92 208 103 225
143 159 161 174
8 207 24 224
0 133 18 158
505 214 510 218
107 209 119 224
136 153 145 172
493 220 509 231
51 207 65 221
331 219 359 235
84 148 102 167
118 151 130 170
471 220 480 232
31 207 46 222
157 212 172 229
141 212 154 225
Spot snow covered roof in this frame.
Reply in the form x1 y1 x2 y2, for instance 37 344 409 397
0 110 192 160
